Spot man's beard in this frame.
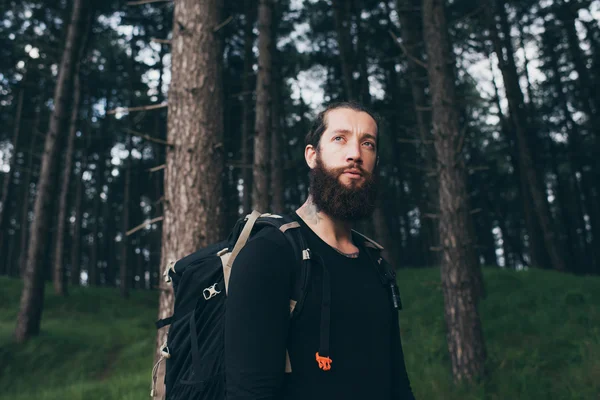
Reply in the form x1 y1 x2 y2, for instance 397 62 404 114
309 155 378 222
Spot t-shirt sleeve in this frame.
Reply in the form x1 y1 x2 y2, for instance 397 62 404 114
225 229 295 400
391 310 416 400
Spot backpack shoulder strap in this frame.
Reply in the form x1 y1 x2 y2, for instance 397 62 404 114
351 229 385 250
352 230 403 311
251 213 312 316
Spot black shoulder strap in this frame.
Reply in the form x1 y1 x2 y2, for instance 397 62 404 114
253 214 313 317
353 232 403 311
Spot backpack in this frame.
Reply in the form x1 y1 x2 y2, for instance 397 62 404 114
150 210 402 399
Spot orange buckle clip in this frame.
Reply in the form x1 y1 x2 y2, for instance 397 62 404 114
315 352 332 371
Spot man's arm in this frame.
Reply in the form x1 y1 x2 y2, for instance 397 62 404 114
224 231 295 400
391 310 416 400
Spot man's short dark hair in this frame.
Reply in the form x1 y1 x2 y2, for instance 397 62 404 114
304 101 381 151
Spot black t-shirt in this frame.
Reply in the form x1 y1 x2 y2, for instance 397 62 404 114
225 213 415 400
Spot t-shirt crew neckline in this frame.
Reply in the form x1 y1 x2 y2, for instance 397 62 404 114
292 211 364 260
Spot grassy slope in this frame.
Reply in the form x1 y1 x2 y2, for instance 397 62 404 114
1 268 599 399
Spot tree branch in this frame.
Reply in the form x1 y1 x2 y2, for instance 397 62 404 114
106 103 167 115
213 16 234 33
126 0 171 6
124 128 174 147
126 216 164 236
148 164 166 172
151 38 171 45
389 30 428 69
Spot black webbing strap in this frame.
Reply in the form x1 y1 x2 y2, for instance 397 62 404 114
255 217 312 317
363 244 403 311
318 260 331 358
189 308 202 383
155 317 173 330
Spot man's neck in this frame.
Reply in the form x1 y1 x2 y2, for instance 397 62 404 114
296 197 359 254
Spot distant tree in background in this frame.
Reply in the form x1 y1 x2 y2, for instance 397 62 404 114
423 0 486 382
14 0 92 343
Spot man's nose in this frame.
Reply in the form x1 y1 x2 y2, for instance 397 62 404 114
345 140 362 163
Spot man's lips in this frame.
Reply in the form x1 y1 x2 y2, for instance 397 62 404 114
342 169 363 178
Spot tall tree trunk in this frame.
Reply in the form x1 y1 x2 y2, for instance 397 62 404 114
423 0 486 382
153 0 225 397
332 0 355 100
516 17 535 113
487 51 543 268
241 0 257 215
252 0 274 212
89 167 103 287
53 73 82 295
120 135 132 298
19 109 40 277
102 193 115 286
270 48 284 214
70 131 89 286
396 0 440 268
486 0 567 271
0 87 24 275
543 21 600 272
353 0 370 105
560 2 600 121
15 0 90 343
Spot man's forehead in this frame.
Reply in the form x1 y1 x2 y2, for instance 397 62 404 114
324 108 378 135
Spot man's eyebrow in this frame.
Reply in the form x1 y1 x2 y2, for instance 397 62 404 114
360 133 377 141
330 129 352 135
330 129 377 139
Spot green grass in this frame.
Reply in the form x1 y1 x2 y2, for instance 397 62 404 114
1 268 599 399
0 280 158 400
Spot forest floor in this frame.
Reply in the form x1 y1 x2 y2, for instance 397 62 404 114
1 267 599 399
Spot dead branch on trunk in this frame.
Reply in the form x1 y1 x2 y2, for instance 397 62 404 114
127 0 171 6
126 216 164 236
106 103 167 115
148 164 166 172
389 30 428 69
214 16 234 32
124 128 174 147
151 38 171 44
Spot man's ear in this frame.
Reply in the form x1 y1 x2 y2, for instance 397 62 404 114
305 145 317 169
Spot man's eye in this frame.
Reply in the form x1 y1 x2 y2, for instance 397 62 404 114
334 136 343 142
363 142 375 149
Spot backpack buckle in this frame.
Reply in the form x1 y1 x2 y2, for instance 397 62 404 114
302 249 311 260
163 260 176 283
203 283 221 300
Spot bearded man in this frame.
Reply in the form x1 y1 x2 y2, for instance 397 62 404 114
225 102 415 399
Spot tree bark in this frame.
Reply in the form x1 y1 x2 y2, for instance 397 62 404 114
396 0 440 268
15 0 90 343
241 0 257 215
70 130 89 286
486 0 567 271
543 18 600 272
153 0 225 397
89 163 103 287
19 109 40 277
252 0 274 212
53 73 82 295
332 0 355 100
423 0 486 382
0 87 24 275
270 3 283 214
102 190 115 286
120 135 132 297
353 0 370 105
